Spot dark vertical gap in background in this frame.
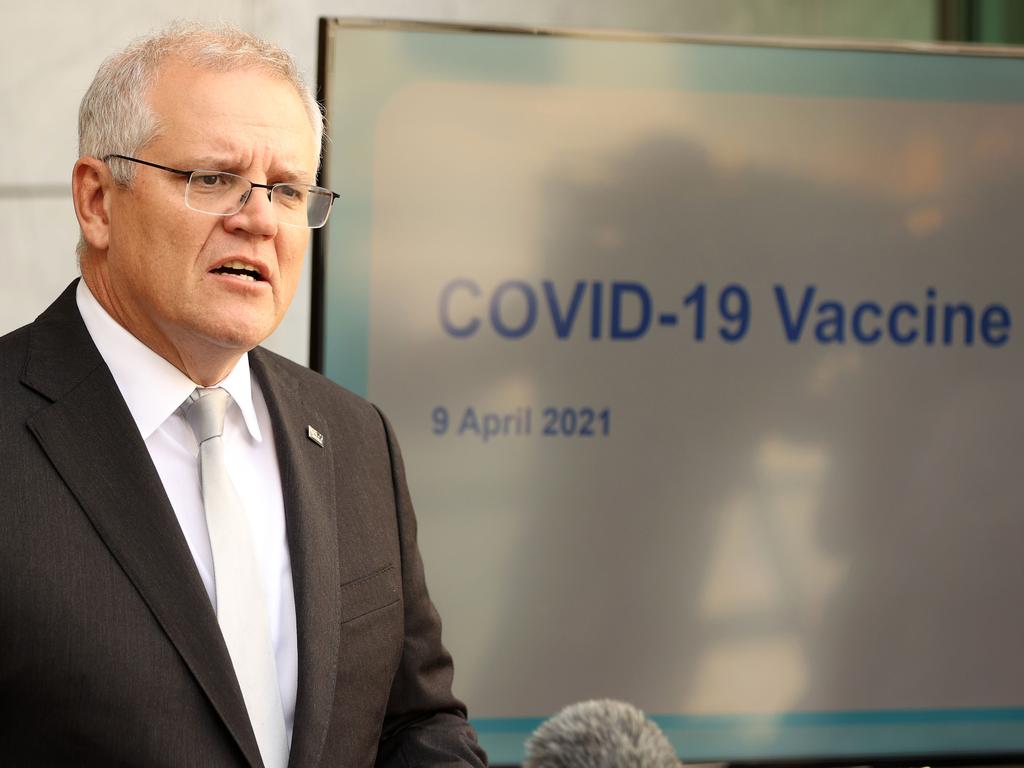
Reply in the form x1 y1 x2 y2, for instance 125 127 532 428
966 0 980 41
310 17 329 374
937 0 966 41
939 0 1024 44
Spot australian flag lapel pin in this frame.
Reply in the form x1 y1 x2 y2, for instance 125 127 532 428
307 425 325 447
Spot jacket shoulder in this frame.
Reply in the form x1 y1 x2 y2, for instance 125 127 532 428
0 321 32 362
250 346 381 420
0 322 36 393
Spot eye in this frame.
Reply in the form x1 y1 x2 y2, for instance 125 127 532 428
274 184 308 207
194 173 228 188
189 171 246 196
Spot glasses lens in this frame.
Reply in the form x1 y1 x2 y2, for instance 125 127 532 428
186 171 250 215
272 184 336 229
308 188 336 229
184 172 336 228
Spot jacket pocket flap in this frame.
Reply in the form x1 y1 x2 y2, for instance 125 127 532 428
338 564 400 623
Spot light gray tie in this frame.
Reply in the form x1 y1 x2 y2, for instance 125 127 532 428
186 387 288 768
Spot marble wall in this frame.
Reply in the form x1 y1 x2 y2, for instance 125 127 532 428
0 0 935 364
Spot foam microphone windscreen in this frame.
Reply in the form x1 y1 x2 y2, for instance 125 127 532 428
523 698 680 768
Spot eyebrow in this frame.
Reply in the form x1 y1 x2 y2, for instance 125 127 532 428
189 157 312 184
272 168 313 184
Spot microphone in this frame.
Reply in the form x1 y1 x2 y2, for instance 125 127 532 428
523 699 679 767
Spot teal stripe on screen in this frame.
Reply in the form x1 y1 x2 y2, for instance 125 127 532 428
398 30 1024 103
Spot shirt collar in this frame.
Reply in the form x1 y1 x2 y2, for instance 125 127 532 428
75 279 263 442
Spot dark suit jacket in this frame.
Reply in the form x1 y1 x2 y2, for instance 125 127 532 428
0 282 487 768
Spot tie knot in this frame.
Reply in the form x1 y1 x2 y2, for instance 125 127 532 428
186 387 231 444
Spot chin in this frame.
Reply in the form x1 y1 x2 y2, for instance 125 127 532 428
198 316 278 352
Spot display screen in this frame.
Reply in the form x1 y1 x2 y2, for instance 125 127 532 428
317 20 1024 764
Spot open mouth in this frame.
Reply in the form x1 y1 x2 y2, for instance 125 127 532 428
211 260 265 282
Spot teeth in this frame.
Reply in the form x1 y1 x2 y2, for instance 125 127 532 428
214 262 262 280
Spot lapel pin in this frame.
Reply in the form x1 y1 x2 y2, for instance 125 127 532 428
307 425 325 447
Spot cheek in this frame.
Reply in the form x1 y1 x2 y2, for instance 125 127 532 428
276 233 309 290
138 232 200 289
117 206 202 273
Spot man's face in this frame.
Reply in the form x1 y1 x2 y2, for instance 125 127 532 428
97 60 318 364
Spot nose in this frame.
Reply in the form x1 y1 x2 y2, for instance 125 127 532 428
223 186 278 238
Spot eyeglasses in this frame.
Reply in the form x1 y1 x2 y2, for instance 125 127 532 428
103 154 340 229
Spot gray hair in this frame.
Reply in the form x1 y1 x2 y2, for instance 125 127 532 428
76 21 324 256
524 699 680 768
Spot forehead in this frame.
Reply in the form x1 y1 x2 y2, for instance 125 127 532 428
145 59 317 173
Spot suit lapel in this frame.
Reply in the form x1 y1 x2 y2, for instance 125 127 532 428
21 283 264 768
251 349 341 768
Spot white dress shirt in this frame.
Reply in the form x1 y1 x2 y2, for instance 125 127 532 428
76 279 298 743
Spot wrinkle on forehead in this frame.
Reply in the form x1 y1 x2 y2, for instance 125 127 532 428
146 59 318 178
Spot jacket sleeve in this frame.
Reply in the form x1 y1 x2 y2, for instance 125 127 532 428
373 408 488 768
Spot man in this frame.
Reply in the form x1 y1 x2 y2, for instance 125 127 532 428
0 22 486 768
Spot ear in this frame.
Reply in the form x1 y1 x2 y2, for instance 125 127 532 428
72 157 114 252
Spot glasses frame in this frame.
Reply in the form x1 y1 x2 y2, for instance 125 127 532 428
102 154 340 229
